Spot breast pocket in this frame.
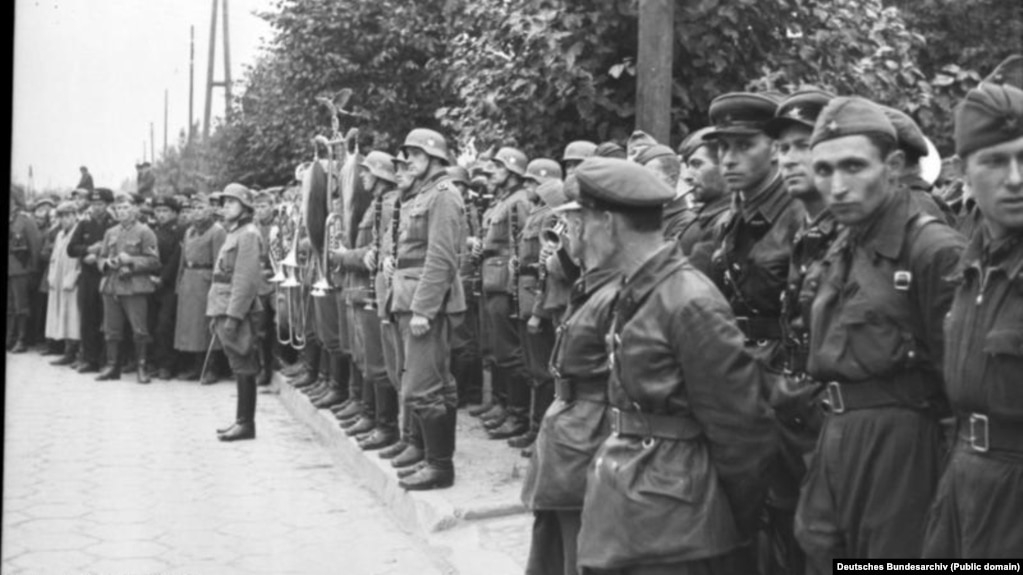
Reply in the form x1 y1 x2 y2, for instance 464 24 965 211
218 245 236 273
402 205 429 242
834 302 915 379
125 238 143 256
983 328 1023 414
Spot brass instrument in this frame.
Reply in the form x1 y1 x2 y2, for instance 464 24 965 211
541 219 567 252
365 194 383 311
278 197 307 349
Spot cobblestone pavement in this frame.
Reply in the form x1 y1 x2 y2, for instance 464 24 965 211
2 351 455 575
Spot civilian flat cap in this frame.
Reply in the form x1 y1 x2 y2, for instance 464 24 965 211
810 96 897 148
574 157 675 211
707 92 781 138
765 89 836 139
151 195 181 212
89 188 115 203
594 141 626 159
881 106 929 158
984 54 1023 90
633 144 676 166
55 201 78 216
955 82 1023 158
536 179 569 208
677 127 716 161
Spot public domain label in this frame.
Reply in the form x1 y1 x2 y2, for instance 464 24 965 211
834 561 1022 573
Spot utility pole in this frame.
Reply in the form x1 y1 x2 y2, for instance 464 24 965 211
636 0 674 145
189 25 195 143
164 89 169 157
150 123 155 165
203 0 233 139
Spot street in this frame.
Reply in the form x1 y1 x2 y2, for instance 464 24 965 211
2 351 456 575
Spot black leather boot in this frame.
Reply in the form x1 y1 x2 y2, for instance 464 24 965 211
400 406 456 491
396 461 427 479
5 313 16 351
360 380 399 450
11 315 30 353
488 412 529 439
290 341 321 388
136 342 151 384
313 352 349 408
390 419 425 469
51 341 79 366
95 344 121 381
378 439 408 459
344 416 375 436
218 374 257 441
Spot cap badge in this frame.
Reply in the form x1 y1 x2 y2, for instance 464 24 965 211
827 120 840 132
427 139 436 147
787 107 803 120
723 113 735 124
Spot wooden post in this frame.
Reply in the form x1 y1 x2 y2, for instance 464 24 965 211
189 25 195 143
203 0 218 139
636 0 674 145
222 0 233 118
164 89 169 157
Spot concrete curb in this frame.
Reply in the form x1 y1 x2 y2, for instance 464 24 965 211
273 372 529 538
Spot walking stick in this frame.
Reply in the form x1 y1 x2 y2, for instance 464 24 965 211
200 323 220 384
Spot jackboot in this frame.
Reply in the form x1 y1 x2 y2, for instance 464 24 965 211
488 412 529 440
136 342 151 384
344 416 375 436
313 353 349 408
5 314 16 351
289 341 321 388
396 461 427 479
218 374 257 441
95 344 121 381
378 439 408 460
51 341 79 366
391 410 425 469
507 431 537 449
11 315 30 353
255 344 273 387
400 405 456 491
359 380 399 450
468 401 495 417
41 340 63 356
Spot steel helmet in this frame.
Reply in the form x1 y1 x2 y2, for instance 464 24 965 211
221 183 254 210
492 147 528 178
446 166 470 187
400 128 450 165
360 151 397 184
525 158 563 183
562 140 597 162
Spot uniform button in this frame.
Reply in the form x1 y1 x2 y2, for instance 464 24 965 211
907 350 916 360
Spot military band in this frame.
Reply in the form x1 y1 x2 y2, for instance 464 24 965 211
12 53 1023 572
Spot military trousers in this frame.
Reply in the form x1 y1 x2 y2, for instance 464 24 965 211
484 293 529 409
313 290 341 353
360 307 397 431
148 288 177 369
922 444 1023 558
77 272 104 364
396 312 458 413
212 313 259 376
450 299 483 404
7 275 31 315
795 407 943 570
526 510 581 575
102 294 150 343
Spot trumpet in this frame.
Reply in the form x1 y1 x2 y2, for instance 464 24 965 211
541 219 567 251
312 211 343 297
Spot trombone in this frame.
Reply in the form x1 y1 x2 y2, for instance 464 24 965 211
277 201 307 349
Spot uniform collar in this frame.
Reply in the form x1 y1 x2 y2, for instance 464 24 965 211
615 242 687 322
807 208 837 235
961 225 1023 280
698 194 731 221
851 190 910 260
571 266 622 305
736 170 788 225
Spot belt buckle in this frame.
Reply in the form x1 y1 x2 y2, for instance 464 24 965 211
969 413 989 453
610 407 622 437
826 381 845 414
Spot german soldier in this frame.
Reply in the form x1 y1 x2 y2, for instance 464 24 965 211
575 158 776 573
794 97 965 566
922 81 1023 558
8 185 42 353
477 147 533 438
448 165 486 410
389 128 467 490
174 194 227 382
149 195 185 379
95 193 161 383
252 190 278 386
210 184 265 442
521 174 618 575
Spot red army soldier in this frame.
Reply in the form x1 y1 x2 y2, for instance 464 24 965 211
575 158 777 574
8 185 42 353
389 128 467 490
923 81 1023 558
95 193 161 383
675 127 731 274
794 97 966 566
209 184 265 442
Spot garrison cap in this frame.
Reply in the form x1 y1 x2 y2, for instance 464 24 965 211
677 127 717 162
525 158 563 183
89 188 115 203
633 144 676 166
626 130 660 160
707 92 781 138
984 54 1023 90
881 106 929 159
446 166 470 186
535 179 569 208
810 96 897 148
151 194 181 212
765 89 836 138
594 141 626 159
563 140 598 162
955 82 1023 158
574 157 675 212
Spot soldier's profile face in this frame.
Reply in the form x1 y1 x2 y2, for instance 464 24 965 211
579 206 615 269
222 198 245 221
716 133 775 193
777 125 816 199
254 202 273 222
812 135 894 226
407 148 431 179
154 206 175 225
359 167 377 192
684 145 726 203
489 163 510 187
395 164 413 191
965 134 1023 239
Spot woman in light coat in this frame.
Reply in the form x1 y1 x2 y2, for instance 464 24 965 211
45 201 82 366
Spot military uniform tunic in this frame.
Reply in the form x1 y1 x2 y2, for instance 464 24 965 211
578 243 776 571
795 190 965 564
98 220 160 343
8 211 42 315
923 229 1023 558
174 221 226 352
676 195 731 275
206 218 264 375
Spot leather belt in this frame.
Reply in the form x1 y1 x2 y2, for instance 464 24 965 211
822 375 933 414
185 262 212 269
212 272 232 284
554 377 607 403
735 316 783 341
956 413 1023 454
518 264 540 278
397 258 425 270
609 407 703 441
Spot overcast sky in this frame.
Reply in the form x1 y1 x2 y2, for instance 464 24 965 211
11 0 275 192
